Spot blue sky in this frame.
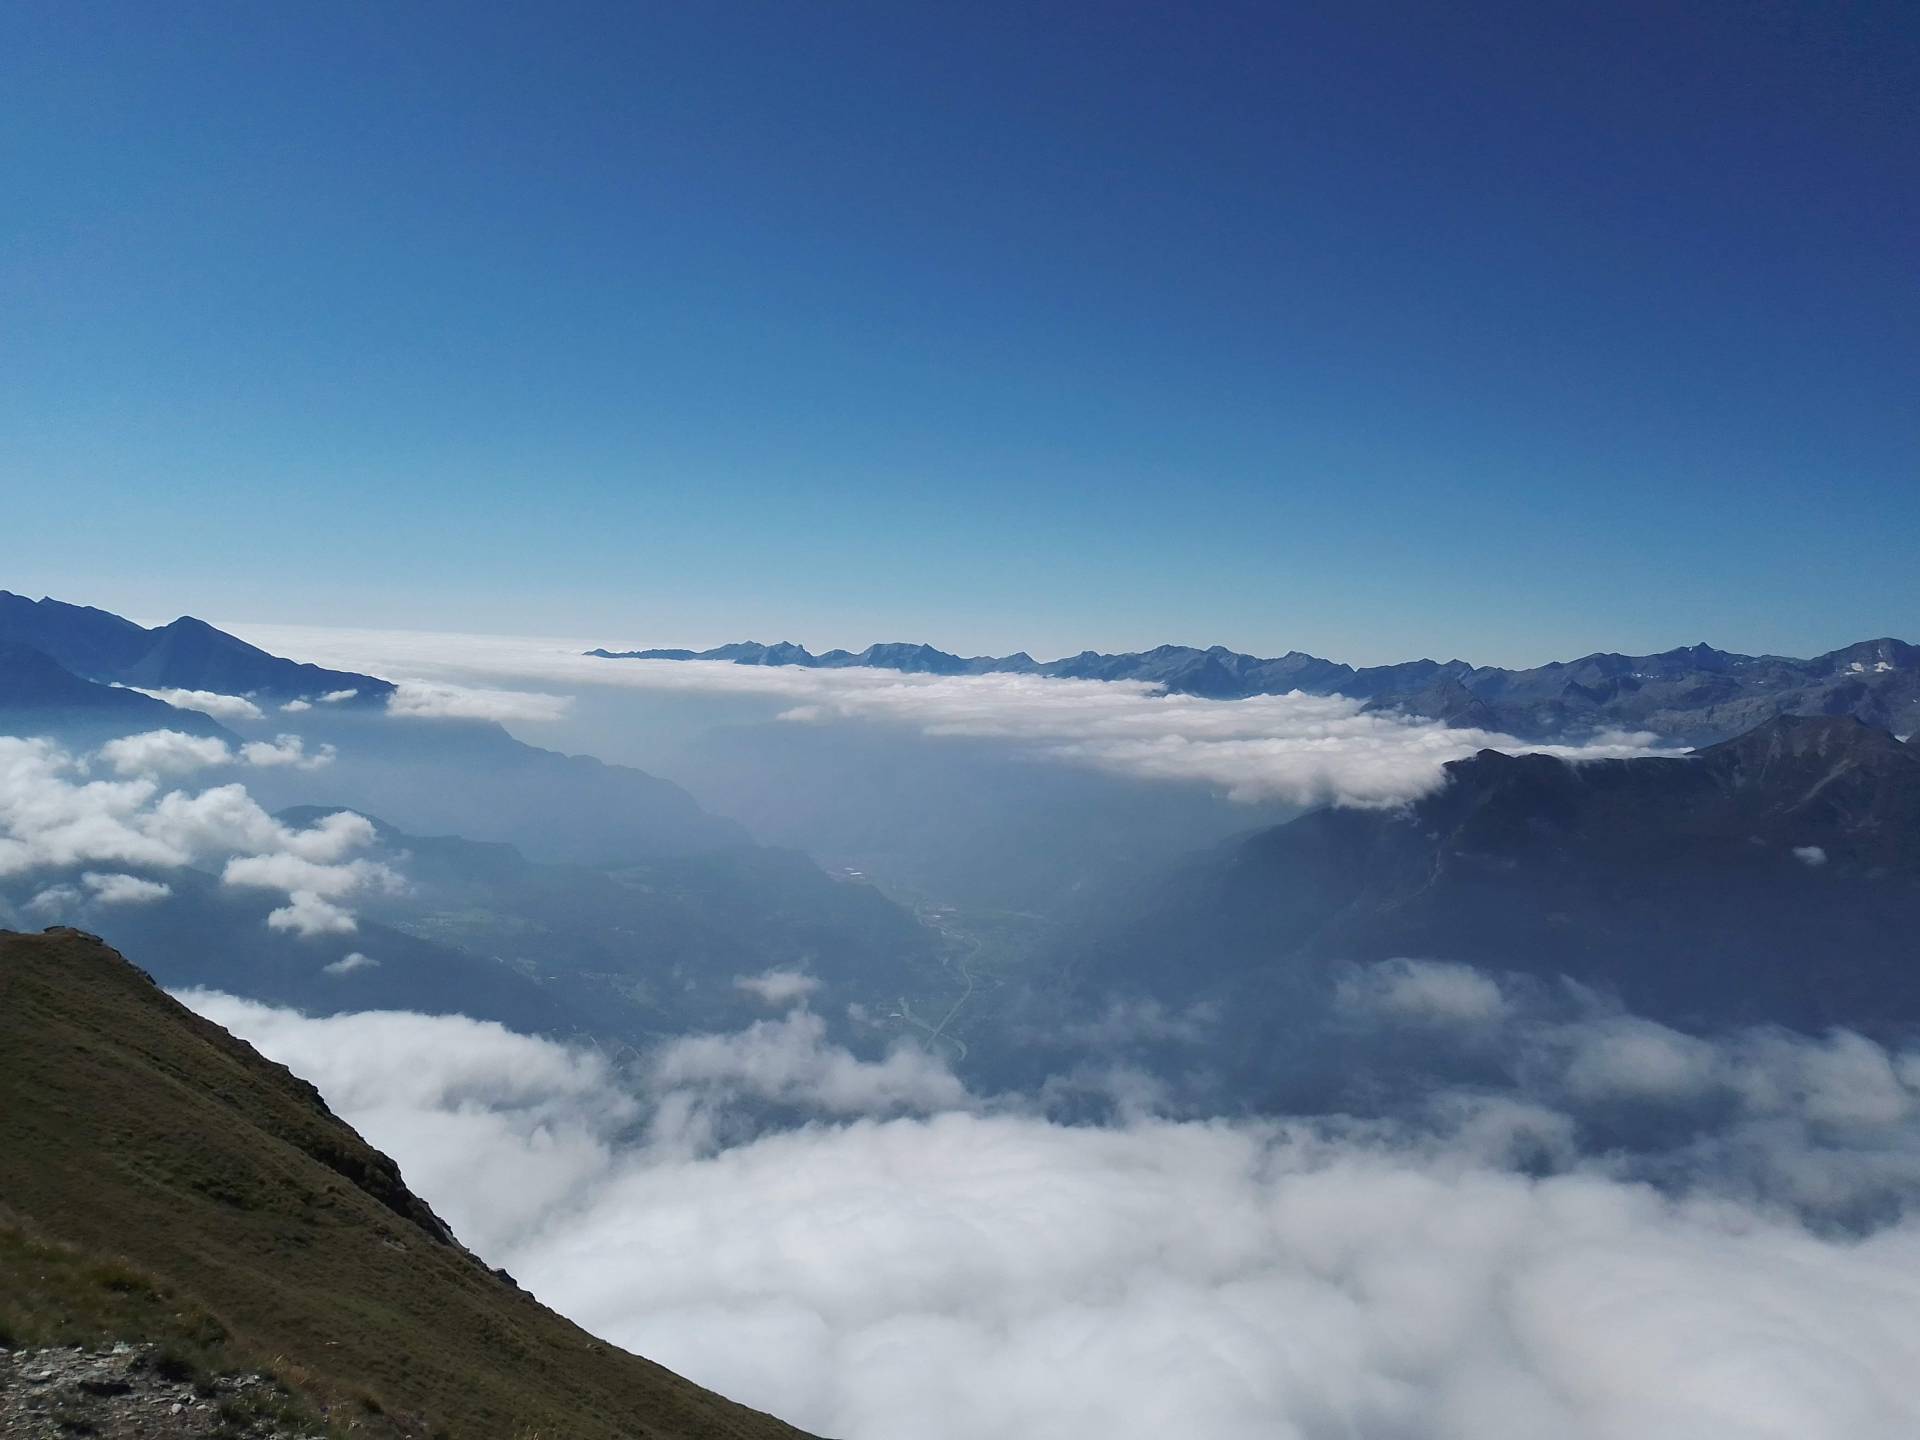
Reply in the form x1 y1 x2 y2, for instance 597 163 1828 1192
4 1 1915 665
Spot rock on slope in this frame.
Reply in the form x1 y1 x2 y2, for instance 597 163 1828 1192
1 1342 318 1439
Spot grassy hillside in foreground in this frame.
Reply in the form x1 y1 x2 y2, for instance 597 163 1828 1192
0 927 820 1440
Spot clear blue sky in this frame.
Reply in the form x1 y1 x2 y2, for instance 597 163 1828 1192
4 2 1915 665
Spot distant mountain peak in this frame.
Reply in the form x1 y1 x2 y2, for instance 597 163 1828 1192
590 632 1920 748
0 593 392 703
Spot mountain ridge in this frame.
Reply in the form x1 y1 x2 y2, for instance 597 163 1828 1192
0 592 392 705
591 635 1920 744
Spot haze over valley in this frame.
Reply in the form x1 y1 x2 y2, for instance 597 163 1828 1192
6 590 1920 1436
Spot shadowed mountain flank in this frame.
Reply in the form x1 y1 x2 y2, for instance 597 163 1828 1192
0 641 240 745
0 593 390 705
1049 716 1920 1065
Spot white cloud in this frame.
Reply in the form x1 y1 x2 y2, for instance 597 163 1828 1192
179 993 1920 1440
137 785 372 864
1559 1017 1722 1102
1727 1030 1915 1130
222 850 399 898
734 968 822 1007
1337 958 1513 1026
95 728 335 778
610 663 1665 807
324 951 380 976
386 680 573 724
238 734 335 769
98 730 235 778
0 738 184 875
227 845 400 939
1793 845 1828 867
24 883 80 917
317 688 359 704
0 736 387 930
651 1010 968 1117
126 686 265 722
280 699 312 713
81 870 171 905
267 891 358 936
26 871 174 912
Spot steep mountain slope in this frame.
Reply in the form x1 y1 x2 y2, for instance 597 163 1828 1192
1054 716 1920 1047
0 592 389 705
0 927 818 1440
597 635 1920 744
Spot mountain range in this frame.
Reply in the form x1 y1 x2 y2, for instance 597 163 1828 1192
593 635 1920 745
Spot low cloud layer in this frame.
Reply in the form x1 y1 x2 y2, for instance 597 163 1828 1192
98 729 334 776
81 870 172 905
1332 959 1920 1222
126 686 266 722
26 869 173 915
1335 957 1513 1026
219 626 1669 807
386 680 573 724
734 968 822 1007
182 987 1920 1440
653 1009 970 1121
0 734 393 933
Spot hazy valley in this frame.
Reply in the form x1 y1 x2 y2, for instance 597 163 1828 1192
6 589 1920 1434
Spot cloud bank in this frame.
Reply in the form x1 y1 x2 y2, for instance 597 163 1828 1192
386 680 573 724
181 988 1920 1440
218 626 1671 807
126 686 266 722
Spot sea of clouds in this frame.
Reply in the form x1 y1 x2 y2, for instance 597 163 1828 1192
221 624 1669 806
181 966 1920 1440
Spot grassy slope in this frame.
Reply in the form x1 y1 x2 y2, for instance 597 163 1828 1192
0 928 820 1440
